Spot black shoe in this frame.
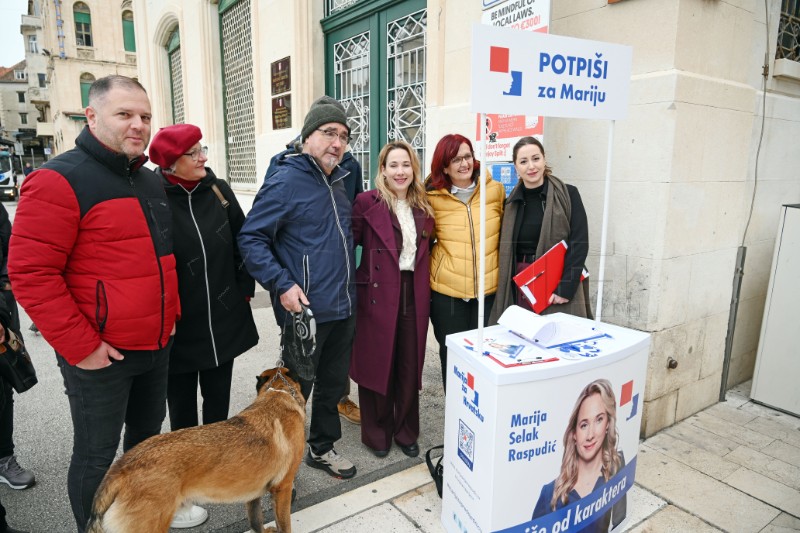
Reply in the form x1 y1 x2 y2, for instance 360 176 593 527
372 448 390 458
397 442 419 457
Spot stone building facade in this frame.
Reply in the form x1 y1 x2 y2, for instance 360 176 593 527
37 0 139 154
131 0 800 436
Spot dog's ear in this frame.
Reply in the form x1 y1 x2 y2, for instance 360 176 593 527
256 373 269 392
284 367 302 384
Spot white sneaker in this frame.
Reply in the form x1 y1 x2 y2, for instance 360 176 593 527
170 503 208 529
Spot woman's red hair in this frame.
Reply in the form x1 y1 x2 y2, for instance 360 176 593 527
428 134 481 190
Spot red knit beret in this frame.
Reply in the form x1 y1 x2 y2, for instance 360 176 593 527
149 124 203 169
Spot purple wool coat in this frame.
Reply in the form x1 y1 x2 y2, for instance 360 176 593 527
350 189 435 395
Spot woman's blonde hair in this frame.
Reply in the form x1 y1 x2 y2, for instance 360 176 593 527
374 141 433 217
551 379 622 510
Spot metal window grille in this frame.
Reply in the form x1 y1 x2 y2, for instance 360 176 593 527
169 47 185 124
221 0 257 186
334 32 371 190
777 0 800 61
387 9 427 173
326 0 360 16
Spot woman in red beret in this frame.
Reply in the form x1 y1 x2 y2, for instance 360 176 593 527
148 124 259 528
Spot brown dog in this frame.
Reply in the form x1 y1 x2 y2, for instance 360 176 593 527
85 367 306 533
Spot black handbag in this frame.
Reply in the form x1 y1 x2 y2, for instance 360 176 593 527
425 444 444 498
0 328 38 393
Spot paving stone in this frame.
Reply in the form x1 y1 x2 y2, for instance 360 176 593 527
620 485 667 530
689 411 776 449
279 463 432 532
745 416 800 449
704 401 760 426
392 482 445 533
635 447 780 532
760 512 800 533
761 440 800 469
664 419 740 456
645 431 740 480
725 467 800 518
739 401 800 430
725 387 752 408
315 503 423 533
626 505 724 533
725 445 800 491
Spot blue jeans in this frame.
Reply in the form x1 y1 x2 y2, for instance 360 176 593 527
57 341 171 532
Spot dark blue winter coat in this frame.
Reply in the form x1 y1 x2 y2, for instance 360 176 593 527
239 153 356 326
265 137 364 201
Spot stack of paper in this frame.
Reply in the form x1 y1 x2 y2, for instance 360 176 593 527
497 305 605 349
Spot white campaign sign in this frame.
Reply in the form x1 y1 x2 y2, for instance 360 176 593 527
471 23 632 120
482 0 550 31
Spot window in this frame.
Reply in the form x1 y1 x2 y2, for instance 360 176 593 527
777 0 800 61
20 113 28 125
74 2 93 47
122 10 136 52
28 35 38 54
14 70 27 80
38 73 46 88
166 27 184 124
80 73 95 108
18 92 25 103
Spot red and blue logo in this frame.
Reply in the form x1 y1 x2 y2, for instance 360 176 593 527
489 46 522 96
620 380 639 421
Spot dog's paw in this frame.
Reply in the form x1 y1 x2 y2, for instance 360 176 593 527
262 527 277 533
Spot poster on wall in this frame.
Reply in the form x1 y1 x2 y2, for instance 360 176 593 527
478 0 550 161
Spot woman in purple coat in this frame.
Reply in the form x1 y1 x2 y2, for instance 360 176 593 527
351 141 435 458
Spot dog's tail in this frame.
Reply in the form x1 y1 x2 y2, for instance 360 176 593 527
85 473 120 533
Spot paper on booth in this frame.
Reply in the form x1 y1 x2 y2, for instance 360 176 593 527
498 305 606 348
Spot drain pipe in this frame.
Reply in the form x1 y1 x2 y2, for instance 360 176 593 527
719 246 746 401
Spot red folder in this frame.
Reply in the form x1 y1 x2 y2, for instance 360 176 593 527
513 240 587 314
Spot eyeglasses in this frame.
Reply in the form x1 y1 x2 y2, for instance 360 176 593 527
317 129 351 145
450 153 474 166
183 146 208 161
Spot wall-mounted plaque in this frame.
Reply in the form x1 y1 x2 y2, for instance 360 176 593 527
271 57 291 96
272 95 291 130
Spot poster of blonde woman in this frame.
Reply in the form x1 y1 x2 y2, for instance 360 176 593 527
531 379 627 533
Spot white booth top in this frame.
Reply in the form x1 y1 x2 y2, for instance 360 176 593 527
446 309 651 386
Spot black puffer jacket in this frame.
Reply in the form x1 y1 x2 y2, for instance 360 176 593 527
161 168 258 374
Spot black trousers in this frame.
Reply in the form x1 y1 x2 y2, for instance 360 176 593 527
0 290 21 459
167 359 235 430
285 314 355 456
58 342 171 532
430 291 495 392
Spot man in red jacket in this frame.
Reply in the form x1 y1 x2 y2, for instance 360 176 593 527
7 75 180 532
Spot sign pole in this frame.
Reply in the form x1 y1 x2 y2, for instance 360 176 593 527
595 119 615 321
478 112 487 356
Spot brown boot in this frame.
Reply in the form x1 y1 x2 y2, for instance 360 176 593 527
337 397 361 424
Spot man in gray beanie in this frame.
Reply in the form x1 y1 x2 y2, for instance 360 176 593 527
265 96 364 426
239 100 358 480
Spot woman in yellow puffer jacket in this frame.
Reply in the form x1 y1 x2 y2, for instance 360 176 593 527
425 134 505 391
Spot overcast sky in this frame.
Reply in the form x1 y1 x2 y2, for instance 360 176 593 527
0 0 28 68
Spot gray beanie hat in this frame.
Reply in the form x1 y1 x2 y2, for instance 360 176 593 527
310 95 345 114
301 103 349 142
